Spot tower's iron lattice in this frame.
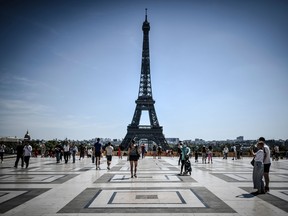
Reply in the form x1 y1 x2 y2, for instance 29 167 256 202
120 10 169 150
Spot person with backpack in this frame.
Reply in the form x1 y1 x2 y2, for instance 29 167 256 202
128 140 140 178
94 138 102 170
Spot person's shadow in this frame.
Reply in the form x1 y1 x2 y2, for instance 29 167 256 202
236 193 255 198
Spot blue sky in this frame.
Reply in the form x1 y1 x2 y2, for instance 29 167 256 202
0 0 287 141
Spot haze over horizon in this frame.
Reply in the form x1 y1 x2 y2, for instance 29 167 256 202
1 0 287 141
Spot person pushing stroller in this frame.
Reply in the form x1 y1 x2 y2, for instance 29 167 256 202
179 143 191 175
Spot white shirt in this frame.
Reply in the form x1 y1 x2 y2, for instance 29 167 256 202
263 144 271 164
105 145 114 156
23 145 32 156
63 144 70 152
255 149 264 163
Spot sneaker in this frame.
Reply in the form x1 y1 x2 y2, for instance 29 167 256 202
134 174 137 178
131 175 134 178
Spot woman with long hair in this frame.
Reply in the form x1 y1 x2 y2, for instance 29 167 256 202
128 140 140 178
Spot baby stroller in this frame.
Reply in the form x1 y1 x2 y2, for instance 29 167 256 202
183 155 192 175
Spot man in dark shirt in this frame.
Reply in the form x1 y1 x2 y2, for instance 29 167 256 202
14 141 24 168
94 138 102 170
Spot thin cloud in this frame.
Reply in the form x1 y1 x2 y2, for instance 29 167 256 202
0 99 53 116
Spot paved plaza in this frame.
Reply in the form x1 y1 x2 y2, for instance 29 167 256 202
0 155 288 216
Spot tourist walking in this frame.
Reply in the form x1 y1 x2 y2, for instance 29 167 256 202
23 142 32 168
128 140 140 178
274 145 279 161
141 144 146 159
223 145 228 159
179 144 191 175
260 137 271 192
14 141 24 168
232 145 237 160
194 149 199 163
41 143 46 157
152 144 157 159
118 146 122 159
201 146 207 164
71 144 78 163
94 138 102 170
157 145 162 159
105 142 114 170
79 144 85 160
177 142 182 165
63 141 70 164
207 146 213 164
54 143 63 163
0 143 5 163
251 141 265 195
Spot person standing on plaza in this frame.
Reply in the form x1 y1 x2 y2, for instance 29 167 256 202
91 147 95 163
232 145 237 160
177 142 182 165
251 141 265 195
71 144 78 163
274 145 279 161
105 142 114 170
194 149 199 163
260 137 272 192
41 143 46 157
14 141 24 168
152 144 157 159
0 143 6 163
128 140 140 178
54 143 63 163
141 144 146 159
79 144 85 160
23 141 32 168
117 146 122 159
223 145 229 159
201 146 207 164
157 145 162 159
207 145 213 164
179 144 191 175
63 141 70 164
94 138 102 170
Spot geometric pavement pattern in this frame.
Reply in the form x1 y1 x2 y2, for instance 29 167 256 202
0 155 288 215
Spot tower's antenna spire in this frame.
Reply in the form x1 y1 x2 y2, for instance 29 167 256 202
145 8 148 21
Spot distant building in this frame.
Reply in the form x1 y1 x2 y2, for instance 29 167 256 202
166 138 180 145
236 136 244 141
195 138 206 145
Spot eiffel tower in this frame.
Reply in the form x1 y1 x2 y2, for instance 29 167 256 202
121 9 169 150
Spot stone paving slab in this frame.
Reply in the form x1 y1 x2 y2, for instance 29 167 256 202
0 156 287 215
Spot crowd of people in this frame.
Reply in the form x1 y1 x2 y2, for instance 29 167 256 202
0 136 286 193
